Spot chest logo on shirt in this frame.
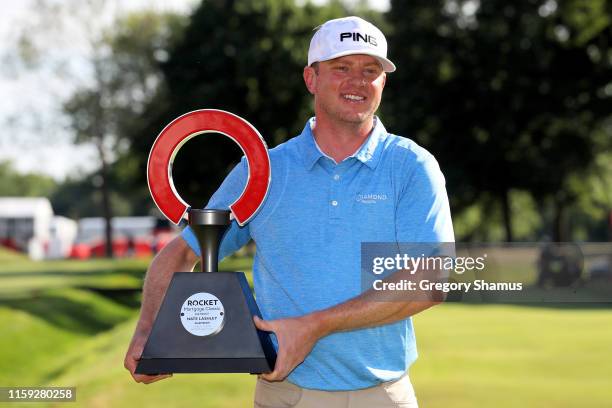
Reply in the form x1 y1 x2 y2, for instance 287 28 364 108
356 193 388 204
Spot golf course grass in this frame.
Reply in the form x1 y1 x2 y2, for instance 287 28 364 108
0 250 610 407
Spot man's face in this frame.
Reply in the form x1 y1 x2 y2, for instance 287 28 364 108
303 54 386 125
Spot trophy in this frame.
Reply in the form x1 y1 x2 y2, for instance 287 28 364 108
135 109 276 374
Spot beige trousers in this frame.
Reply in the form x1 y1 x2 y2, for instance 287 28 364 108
254 374 418 408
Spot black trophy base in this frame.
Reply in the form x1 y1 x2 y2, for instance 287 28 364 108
136 358 272 374
135 272 276 375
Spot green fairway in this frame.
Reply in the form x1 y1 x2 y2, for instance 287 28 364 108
412 304 612 408
0 254 610 407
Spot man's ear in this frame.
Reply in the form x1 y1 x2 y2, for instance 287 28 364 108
303 66 317 95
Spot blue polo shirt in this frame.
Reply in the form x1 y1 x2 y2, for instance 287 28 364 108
181 117 454 391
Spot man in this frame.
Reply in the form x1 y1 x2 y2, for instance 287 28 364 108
125 16 454 407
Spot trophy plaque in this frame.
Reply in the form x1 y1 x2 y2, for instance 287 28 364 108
135 109 276 374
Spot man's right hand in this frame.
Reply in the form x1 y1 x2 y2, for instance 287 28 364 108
124 330 172 384
123 236 197 384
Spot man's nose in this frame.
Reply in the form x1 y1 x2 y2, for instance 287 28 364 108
349 73 367 86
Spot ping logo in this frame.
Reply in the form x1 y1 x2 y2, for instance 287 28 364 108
357 193 388 204
340 32 378 46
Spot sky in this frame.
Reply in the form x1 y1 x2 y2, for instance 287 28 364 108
0 0 390 181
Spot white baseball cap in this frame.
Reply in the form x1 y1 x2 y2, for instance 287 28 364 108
308 16 396 73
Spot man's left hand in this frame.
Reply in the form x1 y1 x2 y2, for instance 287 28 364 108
253 314 325 382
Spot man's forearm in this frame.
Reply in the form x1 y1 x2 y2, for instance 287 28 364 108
135 236 199 334
308 291 439 338
307 267 444 337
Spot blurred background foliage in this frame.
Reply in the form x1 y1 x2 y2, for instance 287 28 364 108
3 0 612 243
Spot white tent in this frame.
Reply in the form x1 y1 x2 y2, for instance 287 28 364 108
48 216 78 259
0 197 54 259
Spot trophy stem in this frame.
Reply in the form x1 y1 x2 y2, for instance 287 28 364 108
188 209 231 272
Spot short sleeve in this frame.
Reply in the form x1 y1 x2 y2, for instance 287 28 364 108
395 155 455 243
180 157 252 259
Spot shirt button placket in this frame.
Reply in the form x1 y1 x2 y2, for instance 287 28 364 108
329 171 341 221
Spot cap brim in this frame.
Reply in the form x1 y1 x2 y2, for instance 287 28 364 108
314 50 396 73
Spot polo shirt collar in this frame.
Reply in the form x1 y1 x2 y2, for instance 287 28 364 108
298 116 388 170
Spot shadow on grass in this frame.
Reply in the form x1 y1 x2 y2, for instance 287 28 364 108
77 287 142 308
0 268 145 278
0 289 136 335
41 354 86 383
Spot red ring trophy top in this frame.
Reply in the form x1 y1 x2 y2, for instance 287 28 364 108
147 109 271 226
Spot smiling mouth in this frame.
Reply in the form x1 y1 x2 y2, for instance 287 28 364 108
342 93 366 102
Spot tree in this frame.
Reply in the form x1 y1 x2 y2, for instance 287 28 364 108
62 8 186 256
9 0 188 256
386 0 612 241
127 0 348 208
